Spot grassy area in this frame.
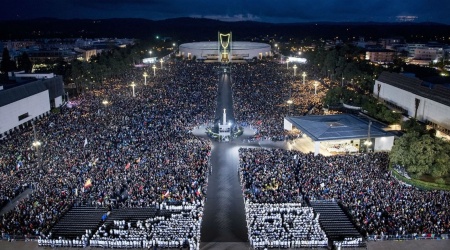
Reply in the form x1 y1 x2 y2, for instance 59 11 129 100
392 170 450 191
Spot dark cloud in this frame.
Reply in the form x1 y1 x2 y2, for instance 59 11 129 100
2 0 450 24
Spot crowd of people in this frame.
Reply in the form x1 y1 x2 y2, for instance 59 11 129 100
0 61 218 247
245 202 328 249
232 62 326 141
2 56 450 250
239 148 450 239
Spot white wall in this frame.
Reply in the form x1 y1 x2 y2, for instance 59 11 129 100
284 118 293 131
374 136 395 151
54 96 63 107
0 90 50 135
374 80 450 129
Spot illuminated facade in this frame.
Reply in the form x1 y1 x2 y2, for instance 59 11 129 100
179 41 272 62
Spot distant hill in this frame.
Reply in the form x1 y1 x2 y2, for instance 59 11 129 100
0 17 449 43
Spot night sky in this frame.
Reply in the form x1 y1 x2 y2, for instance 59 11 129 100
3 0 450 24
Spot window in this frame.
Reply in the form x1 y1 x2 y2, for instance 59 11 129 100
18 113 29 121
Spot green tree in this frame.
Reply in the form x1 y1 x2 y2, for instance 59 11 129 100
431 138 450 177
322 87 343 106
402 118 426 134
1 48 16 73
408 134 436 175
17 52 33 73
390 131 417 168
390 130 450 179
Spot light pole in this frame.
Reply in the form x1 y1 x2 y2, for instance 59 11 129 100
152 65 156 76
130 82 136 97
313 81 319 95
143 72 148 85
287 100 293 115
293 65 297 76
302 72 306 85
286 58 289 69
341 77 345 87
102 100 109 106
160 59 164 69
32 122 42 166
364 121 373 152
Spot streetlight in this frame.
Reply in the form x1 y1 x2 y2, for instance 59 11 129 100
160 58 164 69
143 72 148 85
149 50 152 55
130 82 136 97
32 121 42 167
341 77 345 87
102 100 109 106
364 121 373 152
32 140 42 165
313 81 319 95
293 65 297 76
287 100 293 115
302 72 307 85
286 58 289 69
152 65 156 76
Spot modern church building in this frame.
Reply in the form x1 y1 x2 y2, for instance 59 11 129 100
179 32 271 61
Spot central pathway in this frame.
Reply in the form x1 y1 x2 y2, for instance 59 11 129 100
214 69 235 125
200 69 250 249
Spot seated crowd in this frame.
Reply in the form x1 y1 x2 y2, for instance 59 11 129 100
239 148 450 241
245 202 328 249
86 203 202 249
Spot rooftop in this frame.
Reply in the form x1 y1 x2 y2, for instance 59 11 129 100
377 71 450 107
285 114 393 141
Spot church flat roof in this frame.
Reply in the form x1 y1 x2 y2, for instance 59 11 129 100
286 114 394 141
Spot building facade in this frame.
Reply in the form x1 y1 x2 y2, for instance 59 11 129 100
374 72 450 135
365 49 395 64
0 74 65 138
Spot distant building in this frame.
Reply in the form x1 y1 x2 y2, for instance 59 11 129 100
409 47 443 65
5 40 36 50
374 72 450 136
365 49 395 64
74 48 98 61
0 73 64 138
379 37 404 48
27 50 77 63
406 42 445 65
